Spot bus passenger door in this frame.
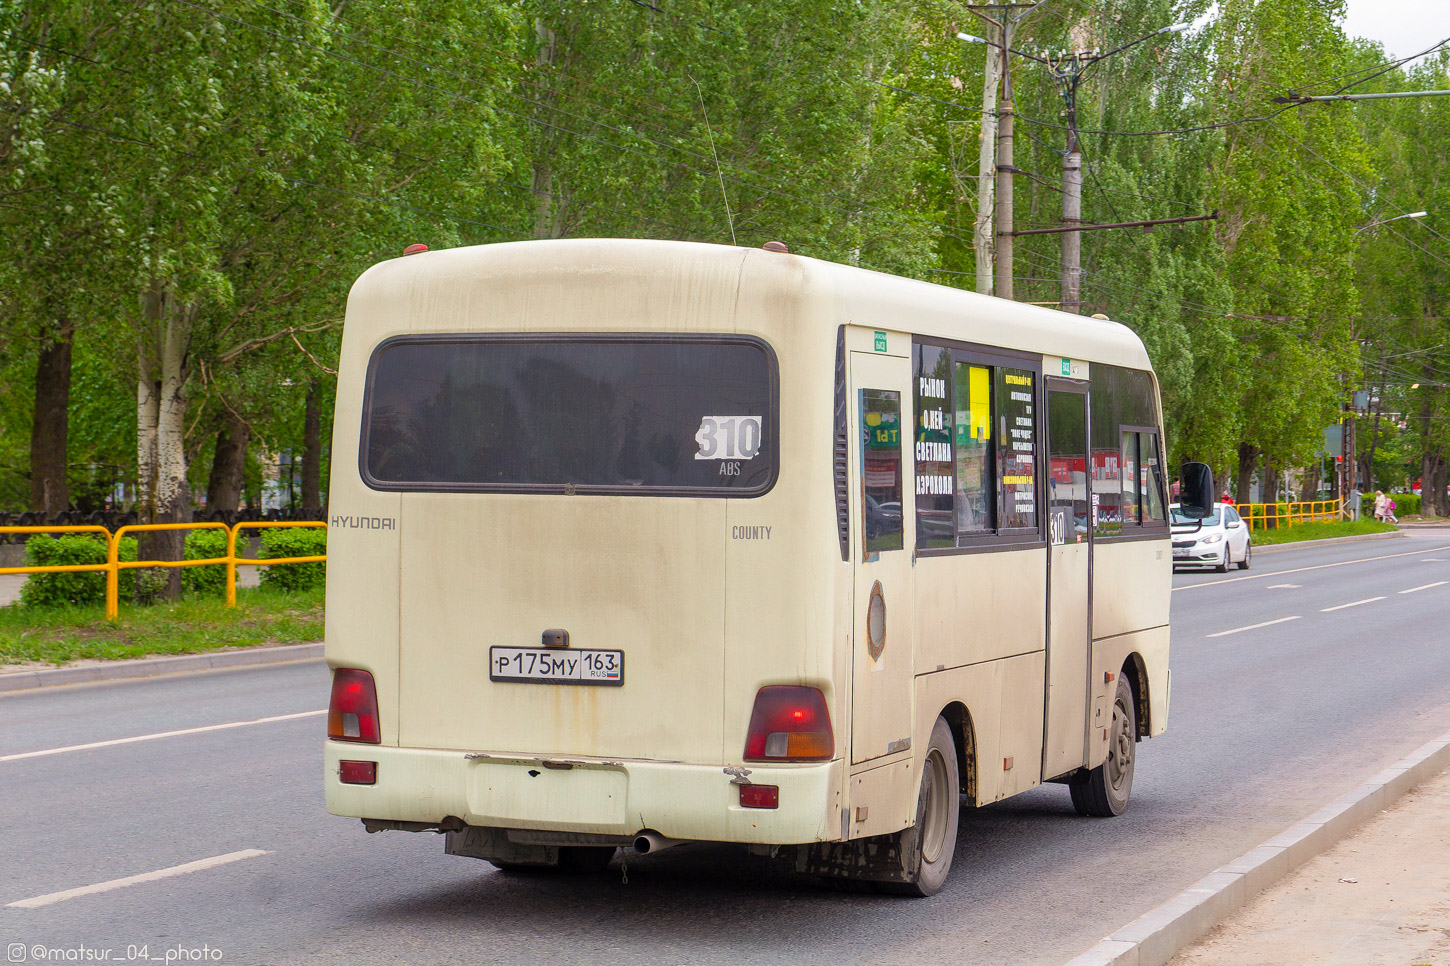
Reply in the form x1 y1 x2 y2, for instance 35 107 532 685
849 351 914 766
1043 385 1091 779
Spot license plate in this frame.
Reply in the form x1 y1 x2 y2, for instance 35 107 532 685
1172 548 1190 558
489 646 624 686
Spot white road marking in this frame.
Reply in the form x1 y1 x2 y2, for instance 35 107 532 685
0 710 325 763
1320 596 1386 612
1422 558 1446 562
1174 545 1450 592
7 850 269 909
1399 581 1448 595
1206 615 1302 638
1267 583 1302 589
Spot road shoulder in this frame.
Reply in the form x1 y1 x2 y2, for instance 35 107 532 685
1066 729 1450 966
1167 763 1450 966
0 641 323 691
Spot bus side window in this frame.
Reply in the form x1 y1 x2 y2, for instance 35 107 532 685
1141 431 1167 524
861 388 904 554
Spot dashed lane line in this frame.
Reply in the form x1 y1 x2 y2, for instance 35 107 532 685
1399 581 1448 595
1320 596 1386 612
6 850 269 909
1206 615 1302 639
1174 544 1450 592
0 710 325 763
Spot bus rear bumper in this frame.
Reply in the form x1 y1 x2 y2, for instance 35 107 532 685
325 741 843 845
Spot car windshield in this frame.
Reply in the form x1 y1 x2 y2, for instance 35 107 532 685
1171 507 1222 527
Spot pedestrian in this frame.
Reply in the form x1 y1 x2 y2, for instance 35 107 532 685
1220 491 1234 506
1386 497 1399 525
1373 490 1387 523
1170 477 1181 503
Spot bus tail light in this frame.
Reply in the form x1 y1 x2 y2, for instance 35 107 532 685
743 686 833 761
328 668 381 744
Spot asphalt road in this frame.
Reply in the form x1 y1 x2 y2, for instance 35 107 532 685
3 531 1449 966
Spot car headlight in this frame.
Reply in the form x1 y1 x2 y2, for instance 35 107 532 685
1200 533 1223 544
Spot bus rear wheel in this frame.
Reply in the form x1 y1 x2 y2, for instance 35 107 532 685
877 716 959 897
1070 677 1136 817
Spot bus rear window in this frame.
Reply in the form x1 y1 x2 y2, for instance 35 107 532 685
362 336 777 495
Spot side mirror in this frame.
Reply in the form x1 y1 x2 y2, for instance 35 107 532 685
1181 462 1214 519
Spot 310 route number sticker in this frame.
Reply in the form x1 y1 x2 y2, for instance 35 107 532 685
694 415 763 460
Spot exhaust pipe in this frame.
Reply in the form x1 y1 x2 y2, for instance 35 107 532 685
632 831 685 855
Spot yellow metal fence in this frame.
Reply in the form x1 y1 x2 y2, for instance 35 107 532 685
0 521 326 620
1238 499 1342 531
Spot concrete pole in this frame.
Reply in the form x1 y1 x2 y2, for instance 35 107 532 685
994 19 1014 302
974 26 1001 296
1060 150 1082 313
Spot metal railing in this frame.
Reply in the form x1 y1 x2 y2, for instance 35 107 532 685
0 521 326 620
1238 499 1341 532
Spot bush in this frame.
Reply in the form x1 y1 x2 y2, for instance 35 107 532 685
18 535 138 607
258 527 327 592
182 528 230 597
1388 492 1420 516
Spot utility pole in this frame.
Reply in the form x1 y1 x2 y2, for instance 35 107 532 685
1039 22 1189 314
965 3 1042 303
1061 149 1082 312
974 26 1001 296
996 15 1015 302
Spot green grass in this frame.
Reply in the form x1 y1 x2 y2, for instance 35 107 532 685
0 585 323 666
1251 519 1398 546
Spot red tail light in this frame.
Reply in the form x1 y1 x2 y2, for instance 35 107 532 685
328 668 381 744
743 686 833 761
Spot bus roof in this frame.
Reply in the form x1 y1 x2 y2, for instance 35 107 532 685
346 238 1153 371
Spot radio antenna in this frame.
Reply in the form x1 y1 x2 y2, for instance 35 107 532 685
689 74 736 246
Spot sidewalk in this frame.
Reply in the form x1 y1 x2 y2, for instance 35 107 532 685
1168 763 1450 966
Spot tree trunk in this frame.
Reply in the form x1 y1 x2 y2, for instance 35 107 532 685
29 319 74 514
1299 462 1321 502
206 411 249 514
136 284 194 602
1235 442 1258 504
301 379 322 509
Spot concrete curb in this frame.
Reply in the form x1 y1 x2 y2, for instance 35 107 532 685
1252 530 1408 554
0 642 323 692
1064 729 1450 966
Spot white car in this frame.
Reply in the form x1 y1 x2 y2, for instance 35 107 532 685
1170 502 1251 572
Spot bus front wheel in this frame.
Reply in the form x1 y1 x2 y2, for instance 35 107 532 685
877 716 960 897
1070 677 1136 817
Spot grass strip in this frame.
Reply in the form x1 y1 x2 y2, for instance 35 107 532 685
1251 519 1399 546
0 585 323 666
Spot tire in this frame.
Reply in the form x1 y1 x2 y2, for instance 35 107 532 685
1069 676 1137 818
1237 541 1251 570
877 716 960 897
1214 548 1230 573
490 846 616 874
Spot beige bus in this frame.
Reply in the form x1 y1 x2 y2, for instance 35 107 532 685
324 238 1174 896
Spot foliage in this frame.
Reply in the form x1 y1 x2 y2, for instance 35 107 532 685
17 535 137 607
257 527 327 592
0 585 323 666
1251 519 1397 546
1386 492 1419 516
0 0 1447 526
181 528 231 597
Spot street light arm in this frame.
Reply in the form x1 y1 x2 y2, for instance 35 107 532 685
1354 210 1429 236
957 32 1049 64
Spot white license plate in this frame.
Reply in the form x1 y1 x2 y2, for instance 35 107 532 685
489 646 624 686
1172 548 1190 558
